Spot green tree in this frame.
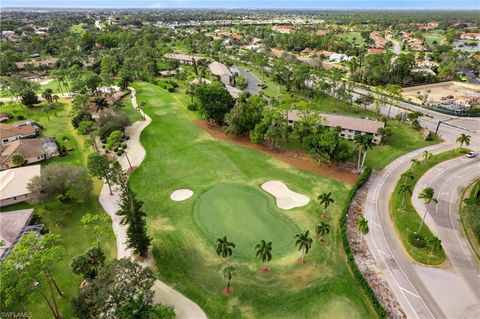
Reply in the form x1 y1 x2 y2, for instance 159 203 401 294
294 230 313 263
224 94 265 137
11 153 25 167
376 127 392 145
71 246 106 281
95 96 109 112
318 192 334 217
222 265 236 294
315 221 331 242
429 236 442 256
215 236 235 260
115 293 175 319
410 158 421 172
254 240 273 270
356 216 369 235
41 88 54 103
354 134 375 170
250 107 287 150
81 213 112 248
195 82 235 125
399 183 413 207
87 153 114 195
417 187 438 233
456 134 471 147
20 89 40 108
422 150 433 162
0 233 64 318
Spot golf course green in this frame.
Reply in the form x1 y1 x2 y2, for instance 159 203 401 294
194 183 299 258
128 82 378 319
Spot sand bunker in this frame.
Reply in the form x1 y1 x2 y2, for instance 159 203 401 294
261 181 310 210
170 189 193 201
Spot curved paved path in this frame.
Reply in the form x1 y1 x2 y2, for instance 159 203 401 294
412 156 480 318
99 87 208 319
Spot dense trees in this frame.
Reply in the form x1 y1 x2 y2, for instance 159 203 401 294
224 94 266 137
195 82 235 125
27 163 92 203
70 246 106 281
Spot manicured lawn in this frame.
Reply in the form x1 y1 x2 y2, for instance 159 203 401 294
122 92 144 122
337 32 366 45
1 100 115 318
128 82 378 319
390 149 466 265
194 184 299 258
423 31 446 47
460 180 480 261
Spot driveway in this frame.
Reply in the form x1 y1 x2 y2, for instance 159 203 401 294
230 65 261 94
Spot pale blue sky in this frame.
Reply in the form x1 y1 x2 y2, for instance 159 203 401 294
1 0 479 9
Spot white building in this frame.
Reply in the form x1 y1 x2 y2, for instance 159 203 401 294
0 165 41 207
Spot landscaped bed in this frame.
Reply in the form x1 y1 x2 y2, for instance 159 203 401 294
128 82 380 319
390 148 467 265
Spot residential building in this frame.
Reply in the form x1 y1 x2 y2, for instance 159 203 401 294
0 209 36 259
208 61 233 85
163 53 204 65
368 48 384 54
460 32 480 41
272 25 294 34
287 111 385 144
15 58 59 70
370 31 387 48
0 123 39 145
315 30 329 36
1 138 59 169
1 31 19 42
328 53 352 63
417 22 439 30
0 164 41 207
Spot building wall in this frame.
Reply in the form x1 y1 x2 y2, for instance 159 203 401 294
0 194 28 207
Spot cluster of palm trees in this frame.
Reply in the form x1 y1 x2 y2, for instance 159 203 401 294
354 134 375 171
41 88 60 120
214 190 373 294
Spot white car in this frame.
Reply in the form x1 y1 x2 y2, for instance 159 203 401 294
466 151 478 158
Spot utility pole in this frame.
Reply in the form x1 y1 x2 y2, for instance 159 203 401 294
435 121 442 134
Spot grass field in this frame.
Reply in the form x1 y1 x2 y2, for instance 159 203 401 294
0 100 115 318
390 149 467 265
128 81 378 319
423 31 446 47
337 32 366 45
460 180 480 261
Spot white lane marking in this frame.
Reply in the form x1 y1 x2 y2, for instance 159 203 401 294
400 287 421 298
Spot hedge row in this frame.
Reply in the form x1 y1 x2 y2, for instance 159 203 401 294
339 167 387 318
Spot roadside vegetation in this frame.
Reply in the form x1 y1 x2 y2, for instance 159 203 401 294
390 148 468 265
460 180 480 260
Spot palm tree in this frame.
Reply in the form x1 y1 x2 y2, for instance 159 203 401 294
215 236 235 260
456 133 471 148
422 150 433 162
356 216 369 235
354 134 375 171
41 88 54 103
94 96 108 112
410 158 421 172
295 230 313 263
399 183 413 207
315 222 331 242
428 236 442 256
402 170 415 186
318 192 334 217
254 240 272 270
222 265 236 294
417 187 438 233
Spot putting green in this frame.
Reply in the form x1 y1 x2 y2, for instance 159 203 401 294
194 184 299 258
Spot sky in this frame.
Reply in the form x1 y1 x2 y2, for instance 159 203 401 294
1 0 479 9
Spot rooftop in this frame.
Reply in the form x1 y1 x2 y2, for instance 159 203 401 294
0 164 41 201
0 123 38 140
0 209 34 250
208 61 232 77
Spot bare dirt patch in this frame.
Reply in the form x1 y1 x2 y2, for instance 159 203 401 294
193 120 358 185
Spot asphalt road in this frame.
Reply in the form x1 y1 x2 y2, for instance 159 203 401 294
363 89 480 318
231 65 262 94
412 156 480 318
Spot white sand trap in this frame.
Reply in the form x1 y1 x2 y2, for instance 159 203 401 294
170 189 193 201
261 181 310 210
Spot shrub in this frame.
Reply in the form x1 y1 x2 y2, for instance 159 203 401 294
16 115 25 120
121 143 127 148
116 150 123 156
97 112 130 139
408 232 427 248
77 120 95 135
187 103 198 111
72 110 93 128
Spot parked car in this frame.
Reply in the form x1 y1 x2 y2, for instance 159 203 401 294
466 151 478 158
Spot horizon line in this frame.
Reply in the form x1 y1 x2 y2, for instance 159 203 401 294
1 6 479 10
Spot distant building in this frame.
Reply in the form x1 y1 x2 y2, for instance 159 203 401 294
1 30 19 42
417 22 439 30
15 58 59 70
370 31 387 48
368 48 384 54
287 111 385 144
460 33 480 41
315 30 329 36
272 25 294 34
0 164 41 207
208 61 233 85
0 123 39 145
1 138 59 169
328 53 352 63
163 53 204 65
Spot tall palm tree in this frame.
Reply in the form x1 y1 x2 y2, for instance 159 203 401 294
456 133 471 147
254 240 273 270
222 265 236 294
402 170 415 186
428 236 442 256
84 246 105 276
422 150 432 162
318 192 334 217
354 134 375 171
315 222 331 242
216 236 235 260
356 216 369 235
417 187 438 233
410 158 421 172
41 88 54 103
295 230 313 263
399 183 413 207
